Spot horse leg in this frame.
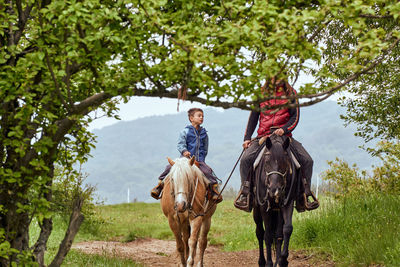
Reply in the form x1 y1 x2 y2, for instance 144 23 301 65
182 220 191 262
274 211 284 266
196 217 212 267
253 206 266 267
263 212 274 267
278 202 294 267
168 216 186 266
187 216 203 267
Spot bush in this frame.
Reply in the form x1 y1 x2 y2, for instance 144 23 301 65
321 141 400 198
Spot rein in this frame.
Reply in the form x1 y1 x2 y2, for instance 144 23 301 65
203 148 245 215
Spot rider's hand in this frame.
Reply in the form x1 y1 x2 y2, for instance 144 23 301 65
243 140 251 149
273 128 285 136
183 151 191 158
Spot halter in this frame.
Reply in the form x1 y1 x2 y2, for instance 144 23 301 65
170 171 204 217
170 177 193 204
256 150 290 209
266 170 287 178
265 167 287 196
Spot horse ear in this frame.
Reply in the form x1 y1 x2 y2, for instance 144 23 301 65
282 137 290 150
266 137 272 149
167 157 175 166
189 156 195 166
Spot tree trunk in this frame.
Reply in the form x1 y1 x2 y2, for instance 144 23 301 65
49 196 85 267
32 169 54 267
0 201 31 266
32 218 53 267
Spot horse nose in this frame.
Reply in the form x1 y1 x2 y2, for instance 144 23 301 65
175 201 187 213
274 189 280 203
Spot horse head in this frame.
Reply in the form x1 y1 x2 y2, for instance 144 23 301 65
264 134 291 205
167 156 196 213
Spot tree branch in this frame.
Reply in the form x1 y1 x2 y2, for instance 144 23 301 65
136 40 167 91
45 51 69 112
359 14 392 19
14 1 34 46
49 196 84 267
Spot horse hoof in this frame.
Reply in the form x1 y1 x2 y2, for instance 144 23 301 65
278 258 288 267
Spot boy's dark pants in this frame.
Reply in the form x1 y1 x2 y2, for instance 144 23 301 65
159 161 219 184
239 137 313 193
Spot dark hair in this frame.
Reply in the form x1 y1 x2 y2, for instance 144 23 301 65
188 108 203 120
261 78 292 96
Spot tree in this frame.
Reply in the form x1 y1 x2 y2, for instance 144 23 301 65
1 0 399 265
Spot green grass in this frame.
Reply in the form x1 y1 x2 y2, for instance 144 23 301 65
291 194 400 266
31 194 400 266
75 202 172 242
62 250 143 267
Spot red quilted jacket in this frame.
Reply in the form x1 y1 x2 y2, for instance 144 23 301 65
257 88 296 137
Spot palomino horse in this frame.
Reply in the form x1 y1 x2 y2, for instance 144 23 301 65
161 156 216 267
253 134 299 267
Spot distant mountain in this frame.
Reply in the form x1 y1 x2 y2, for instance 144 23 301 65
83 100 378 204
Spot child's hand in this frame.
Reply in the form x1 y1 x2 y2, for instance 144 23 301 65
183 151 191 158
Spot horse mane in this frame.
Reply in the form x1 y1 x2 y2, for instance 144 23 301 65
166 158 207 187
268 135 287 164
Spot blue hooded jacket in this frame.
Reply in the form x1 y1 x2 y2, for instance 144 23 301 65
177 125 208 162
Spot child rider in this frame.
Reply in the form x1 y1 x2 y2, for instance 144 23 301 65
150 108 223 203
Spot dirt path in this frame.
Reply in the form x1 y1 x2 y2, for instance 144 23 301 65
73 238 334 266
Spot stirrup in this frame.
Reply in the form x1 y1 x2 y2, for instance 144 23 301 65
234 193 252 212
303 192 319 211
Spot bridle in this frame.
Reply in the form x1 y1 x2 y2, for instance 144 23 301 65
265 168 288 204
170 172 200 215
256 151 290 209
266 169 288 190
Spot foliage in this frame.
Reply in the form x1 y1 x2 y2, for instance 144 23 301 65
2 0 400 264
51 167 106 236
321 141 400 198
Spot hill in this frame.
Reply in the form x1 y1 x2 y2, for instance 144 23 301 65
83 100 378 204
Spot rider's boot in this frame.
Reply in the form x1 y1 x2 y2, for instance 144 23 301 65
303 177 319 211
150 180 164 200
210 183 223 204
234 181 251 212
295 194 306 213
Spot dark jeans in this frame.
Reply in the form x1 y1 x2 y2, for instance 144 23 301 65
239 137 313 185
158 161 219 185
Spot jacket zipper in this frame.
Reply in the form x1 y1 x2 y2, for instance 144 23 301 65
194 127 200 160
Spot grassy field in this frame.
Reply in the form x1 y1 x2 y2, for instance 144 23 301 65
32 194 400 266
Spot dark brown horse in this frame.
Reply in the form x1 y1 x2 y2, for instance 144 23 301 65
252 134 299 267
